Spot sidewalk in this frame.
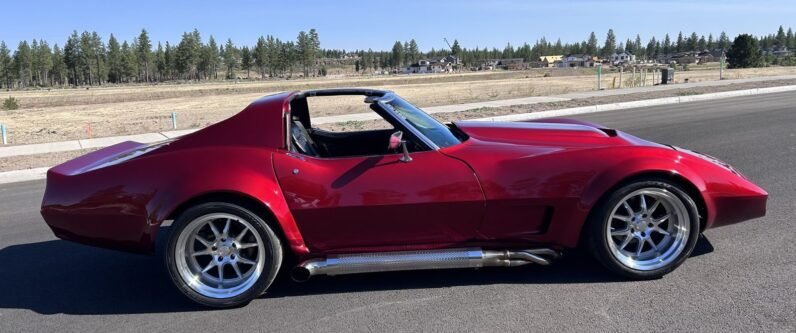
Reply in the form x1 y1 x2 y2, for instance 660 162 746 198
3 74 796 159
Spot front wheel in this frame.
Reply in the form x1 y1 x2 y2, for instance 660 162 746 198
585 179 700 279
164 202 283 308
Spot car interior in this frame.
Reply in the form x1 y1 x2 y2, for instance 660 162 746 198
288 93 426 158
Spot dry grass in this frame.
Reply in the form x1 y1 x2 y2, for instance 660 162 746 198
5 76 796 172
1 66 796 145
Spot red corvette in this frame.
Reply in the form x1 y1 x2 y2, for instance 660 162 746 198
41 89 767 307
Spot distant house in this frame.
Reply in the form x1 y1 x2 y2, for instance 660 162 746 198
560 54 596 67
540 55 563 68
497 58 527 70
611 51 636 65
764 46 792 57
475 59 500 70
403 55 461 74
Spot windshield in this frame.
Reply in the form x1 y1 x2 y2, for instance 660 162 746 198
381 96 461 148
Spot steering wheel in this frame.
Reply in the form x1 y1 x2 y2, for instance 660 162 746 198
290 121 319 156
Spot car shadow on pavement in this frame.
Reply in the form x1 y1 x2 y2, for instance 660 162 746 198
0 236 713 314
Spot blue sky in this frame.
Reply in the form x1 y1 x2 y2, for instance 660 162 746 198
1 0 794 51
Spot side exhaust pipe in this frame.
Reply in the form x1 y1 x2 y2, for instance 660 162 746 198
291 248 560 282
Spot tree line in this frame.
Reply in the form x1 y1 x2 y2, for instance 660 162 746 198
0 28 321 89
1 26 794 89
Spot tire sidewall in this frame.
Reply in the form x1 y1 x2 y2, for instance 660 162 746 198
588 179 700 279
164 202 283 308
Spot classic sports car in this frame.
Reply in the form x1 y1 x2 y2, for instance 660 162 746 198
41 89 767 307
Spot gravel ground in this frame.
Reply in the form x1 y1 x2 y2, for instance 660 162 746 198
4 78 796 172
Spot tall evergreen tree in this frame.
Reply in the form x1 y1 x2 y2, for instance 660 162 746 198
718 31 731 51
106 34 122 83
137 29 153 82
223 38 239 79
0 41 11 88
602 29 616 58
240 46 252 78
727 34 762 68
390 41 403 68
14 41 33 87
586 32 598 55
51 44 67 86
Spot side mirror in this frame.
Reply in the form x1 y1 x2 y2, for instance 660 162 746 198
388 131 403 150
388 131 412 163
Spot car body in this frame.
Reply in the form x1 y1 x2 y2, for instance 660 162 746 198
41 89 767 307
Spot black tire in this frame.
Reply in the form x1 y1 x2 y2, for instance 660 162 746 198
584 178 700 279
164 202 283 308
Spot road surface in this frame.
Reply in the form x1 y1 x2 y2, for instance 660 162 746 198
1 92 794 332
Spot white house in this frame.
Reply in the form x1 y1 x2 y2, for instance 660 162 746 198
611 51 636 65
403 55 460 74
559 54 596 68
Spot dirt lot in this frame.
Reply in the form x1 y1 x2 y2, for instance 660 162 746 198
2 65 796 145
4 77 796 173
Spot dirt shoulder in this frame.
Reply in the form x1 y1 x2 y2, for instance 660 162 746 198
4 78 796 173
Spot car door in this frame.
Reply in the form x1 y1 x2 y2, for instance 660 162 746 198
272 150 485 252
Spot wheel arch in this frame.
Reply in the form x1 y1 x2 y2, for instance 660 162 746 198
157 190 308 257
578 170 708 248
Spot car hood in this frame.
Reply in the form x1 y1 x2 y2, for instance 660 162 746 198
452 118 667 149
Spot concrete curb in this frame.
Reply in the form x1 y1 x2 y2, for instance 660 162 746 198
470 84 796 122
0 167 50 184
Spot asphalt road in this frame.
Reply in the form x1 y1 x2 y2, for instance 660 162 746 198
1 92 795 332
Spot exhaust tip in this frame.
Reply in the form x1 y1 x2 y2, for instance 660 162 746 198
291 266 312 282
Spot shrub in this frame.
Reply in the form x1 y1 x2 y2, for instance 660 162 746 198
2 97 19 110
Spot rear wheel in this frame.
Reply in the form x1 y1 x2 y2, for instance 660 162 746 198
165 202 282 307
586 179 700 279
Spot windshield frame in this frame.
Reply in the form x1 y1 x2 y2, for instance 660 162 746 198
376 93 462 150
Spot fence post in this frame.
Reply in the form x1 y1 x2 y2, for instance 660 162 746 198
619 67 623 88
1 124 7 145
171 112 177 129
597 65 602 90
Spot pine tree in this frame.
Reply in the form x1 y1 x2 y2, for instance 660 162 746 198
51 44 67 86
676 32 684 52
0 41 11 89
718 31 731 51
602 29 616 58
137 29 153 82
254 36 268 79
586 32 598 55
451 39 461 55
635 34 643 57
106 34 122 83
155 42 166 81
91 32 104 85
14 41 33 87
391 41 403 69
776 25 787 47
697 35 707 51
63 31 80 85
223 38 239 79
727 34 761 68
240 46 252 78
662 34 672 55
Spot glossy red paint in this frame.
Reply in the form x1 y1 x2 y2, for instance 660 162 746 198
41 91 767 260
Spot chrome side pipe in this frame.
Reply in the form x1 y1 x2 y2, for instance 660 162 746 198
290 248 561 282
